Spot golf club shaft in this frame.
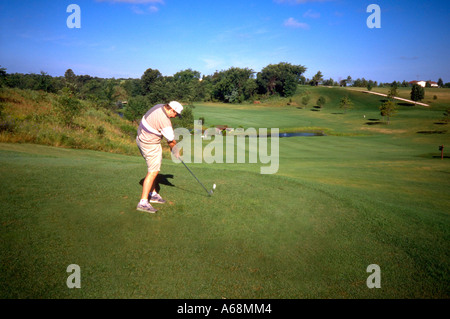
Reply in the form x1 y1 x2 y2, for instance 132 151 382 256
180 159 210 195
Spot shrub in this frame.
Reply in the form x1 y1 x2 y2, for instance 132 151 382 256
120 124 137 139
55 93 82 127
96 125 105 137
0 115 16 133
124 95 149 123
301 95 311 108
171 105 194 130
316 96 326 108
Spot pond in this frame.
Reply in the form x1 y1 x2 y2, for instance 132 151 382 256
278 132 326 137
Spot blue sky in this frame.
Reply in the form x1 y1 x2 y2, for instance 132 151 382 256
0 0 449 83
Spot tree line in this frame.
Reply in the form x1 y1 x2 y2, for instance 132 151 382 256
0 63 307 122
0 64 447 123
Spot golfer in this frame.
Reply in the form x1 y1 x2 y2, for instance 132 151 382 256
136 101 183 213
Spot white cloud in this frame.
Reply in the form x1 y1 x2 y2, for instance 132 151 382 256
284 17 310 29
303 9 320 19
131 5 159 14
97 0 163 14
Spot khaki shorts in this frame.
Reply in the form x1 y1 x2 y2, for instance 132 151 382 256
136 136 162 172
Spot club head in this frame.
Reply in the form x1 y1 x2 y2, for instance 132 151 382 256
208 184 216 196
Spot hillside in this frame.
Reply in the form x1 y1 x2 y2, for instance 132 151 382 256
0 87 139 156
2 86 448 156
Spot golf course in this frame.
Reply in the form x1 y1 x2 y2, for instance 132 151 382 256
1 85 448 299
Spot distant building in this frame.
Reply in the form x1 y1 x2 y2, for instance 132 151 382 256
409 80 439 88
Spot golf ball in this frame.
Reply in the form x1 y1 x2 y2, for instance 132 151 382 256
213 184 216 189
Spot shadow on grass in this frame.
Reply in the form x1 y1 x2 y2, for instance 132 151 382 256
139 173 208 197
364 118 383 125
417 130 447 134
379 99 415 107
418 153 450 159
140 174 175 194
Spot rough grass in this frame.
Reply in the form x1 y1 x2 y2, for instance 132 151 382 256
0 88 139 155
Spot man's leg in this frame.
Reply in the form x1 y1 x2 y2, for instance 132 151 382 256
141 170 159 200
137 170 159 213
136 138 161 213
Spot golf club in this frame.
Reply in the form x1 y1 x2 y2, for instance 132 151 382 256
180 159 215 196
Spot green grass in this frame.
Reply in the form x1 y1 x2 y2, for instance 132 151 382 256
1 86 449 298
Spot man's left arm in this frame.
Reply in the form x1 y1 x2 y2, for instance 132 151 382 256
168 140 180 158
160 126 179 158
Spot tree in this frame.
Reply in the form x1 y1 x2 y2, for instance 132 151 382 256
211 67 255 103
0 66 6 87
35 71 54 92
410 84 425 103
316 96 326 108
64 69 76 81
173 69 201 82
64 69 77 94
55 90 83 127
122 78 144 97
141 68 163 95
387 85 398 100
124 95 150 123
437 78 444 88
79 78 103 101
301 95 311 108
172 69 204 103
311 71 323 86
243 78 258 101
379 100 397 124
339 76 352 87
339 96 353 113
346 75 353 86
323 78 336 86
171 106 195 130
257 62 306 97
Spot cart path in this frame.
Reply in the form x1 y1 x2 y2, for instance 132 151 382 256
352 89 430 107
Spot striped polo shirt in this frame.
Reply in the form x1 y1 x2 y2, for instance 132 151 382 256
137 104 175 144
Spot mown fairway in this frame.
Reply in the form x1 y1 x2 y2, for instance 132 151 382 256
1 87 449 298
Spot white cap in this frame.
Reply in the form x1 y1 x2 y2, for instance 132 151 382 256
168 101 183 115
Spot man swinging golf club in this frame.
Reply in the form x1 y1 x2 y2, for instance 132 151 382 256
136 101 183 213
